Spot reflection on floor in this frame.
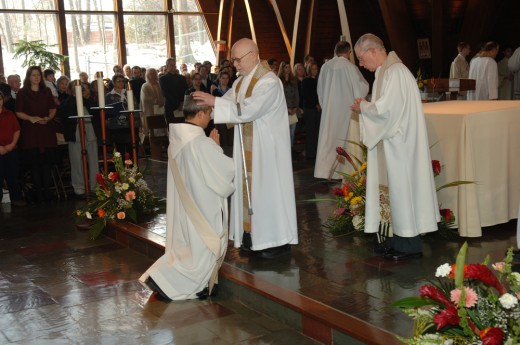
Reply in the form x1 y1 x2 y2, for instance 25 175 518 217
0 157 517 344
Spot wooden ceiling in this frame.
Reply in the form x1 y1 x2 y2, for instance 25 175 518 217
199 0 519 79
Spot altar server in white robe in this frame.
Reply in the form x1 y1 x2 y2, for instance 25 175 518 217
139 95 235 300
507 46 520 100
467 41 499 100
351 33 440 261
314 41 369 179
193 38 298 259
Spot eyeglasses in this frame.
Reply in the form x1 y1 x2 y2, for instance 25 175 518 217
230 51 252 64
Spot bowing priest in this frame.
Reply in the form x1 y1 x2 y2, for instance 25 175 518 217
351 33 440 261
193 38 298 259
139 95 235 300
314 40 369 179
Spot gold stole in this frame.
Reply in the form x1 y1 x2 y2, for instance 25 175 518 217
234 61 271 233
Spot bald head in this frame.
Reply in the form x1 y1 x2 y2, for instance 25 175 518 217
231 38 260 75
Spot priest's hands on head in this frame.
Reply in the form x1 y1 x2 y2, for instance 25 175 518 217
192 91 216 107
351 98 363 113
209 128 220 146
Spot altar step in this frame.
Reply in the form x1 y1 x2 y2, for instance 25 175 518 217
105 222 402 345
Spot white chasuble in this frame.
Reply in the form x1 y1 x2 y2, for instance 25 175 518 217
314 56 369 179
139 124 234 300
213 63 298 251
360 52 440 237
467 57 499 100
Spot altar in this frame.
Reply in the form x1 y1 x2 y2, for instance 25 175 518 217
424 100 520 237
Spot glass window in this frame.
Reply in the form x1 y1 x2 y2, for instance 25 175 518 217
174 15 215 69
123 14 168 69
65 14 118 81
122 0 164 12
1 13 59 77
172 0 199 12
0 0 55 10
64 0 114 12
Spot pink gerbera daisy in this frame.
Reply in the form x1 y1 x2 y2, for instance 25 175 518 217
450 286 478 308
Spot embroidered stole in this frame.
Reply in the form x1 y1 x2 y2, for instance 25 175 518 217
234 61 271 233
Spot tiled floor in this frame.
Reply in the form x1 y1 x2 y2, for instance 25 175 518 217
1 156 517 344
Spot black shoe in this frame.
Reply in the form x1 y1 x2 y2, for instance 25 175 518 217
196 284 219 300
256 244 291 259
384 251 422 261
374 241 393 254
146 277 171 301
240 232 253 252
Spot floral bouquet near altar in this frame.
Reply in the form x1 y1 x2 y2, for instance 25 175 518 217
321 143 392 236
392 243 520 345
75 150 163 239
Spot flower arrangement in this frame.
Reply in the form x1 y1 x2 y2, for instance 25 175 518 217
417 67 427 91
75 150 163 239
392 242 520 344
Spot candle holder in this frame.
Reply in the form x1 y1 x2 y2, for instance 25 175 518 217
90 106 113 172
70 115 94 198
119 109 142 165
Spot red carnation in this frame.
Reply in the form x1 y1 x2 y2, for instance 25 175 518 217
440 208 452 222
333 187 343 196
465 264 506 295
419 284 452 306
432 306 460 330
480 327 504 345
432 160 441 176
109 171 120 183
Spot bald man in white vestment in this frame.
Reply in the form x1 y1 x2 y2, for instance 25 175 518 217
193 38 298 259
351 33 439 261
467 41 499 100
314 41 369 179
140 95 235 300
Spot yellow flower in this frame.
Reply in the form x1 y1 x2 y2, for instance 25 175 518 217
344 192 354 202
351 171 358 177
360 162 367 171
351 196 362 205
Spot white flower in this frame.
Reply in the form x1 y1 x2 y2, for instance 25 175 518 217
114 152 121 157
435 263 452 278
510 272 520 283
352 215 363 230
129 177 135 183
504 339 514 345
85 211 92 219
499 293 518 309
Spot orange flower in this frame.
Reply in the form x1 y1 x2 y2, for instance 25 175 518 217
342 185 349 196
449 264 467 279
97 208 105 218
117 212 126 220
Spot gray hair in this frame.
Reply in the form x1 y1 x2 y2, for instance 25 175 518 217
183 94 210 118
354 33 385 53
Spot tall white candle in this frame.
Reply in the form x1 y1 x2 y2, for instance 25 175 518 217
126 83 134 111
75 81 84 117
97 72 105 108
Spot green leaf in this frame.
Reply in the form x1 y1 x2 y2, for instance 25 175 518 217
390 297 435 308
455 242 468 287
436 181 475 192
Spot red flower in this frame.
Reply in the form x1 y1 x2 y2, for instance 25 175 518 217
480 327 504 345
336 147 355 167
333 187 343 196
96 172 107 190
109 171 120 182
465 264 506 295
97 208 105 218
432 160 441 176
342 185 350 197
440 208 452 222
419 284 452 306
432 306 460 330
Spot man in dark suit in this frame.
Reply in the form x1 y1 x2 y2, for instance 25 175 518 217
159 58 188 124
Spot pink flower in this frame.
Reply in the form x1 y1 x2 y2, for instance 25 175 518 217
492 262 505 273
117 212 126 220
334 207 346 216
450 286 478 308
124 159 133 166
125 191 136 201
516 291 520 300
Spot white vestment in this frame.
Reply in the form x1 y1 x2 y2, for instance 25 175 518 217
213 63 298 251
467 57 499 100
498 56 513 100
314 56 369 179
449 54 469 79
139 123 234 300
359 52 439 237
508 47 520 99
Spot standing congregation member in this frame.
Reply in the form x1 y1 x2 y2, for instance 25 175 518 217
351 33 439 261
193 38 298 259
315 41 368 179
160 58 188 124
15 66 57 204
140 95 234 300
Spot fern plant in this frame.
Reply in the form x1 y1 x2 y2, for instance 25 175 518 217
13 40 68 71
